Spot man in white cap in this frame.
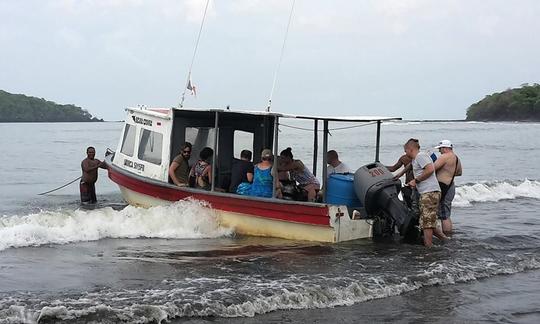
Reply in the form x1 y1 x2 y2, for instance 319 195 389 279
434 140 462 235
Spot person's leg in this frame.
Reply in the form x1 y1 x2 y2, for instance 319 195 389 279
423 228 434 247
401 186 413 208
304 184 318 202
441 183 455 235
80 182 90 204
89 183 97 203
441 219 453 235
420 192 445 247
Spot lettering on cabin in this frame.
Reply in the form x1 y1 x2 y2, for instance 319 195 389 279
123 158 145 171
132 116 153 126
368 168 385 177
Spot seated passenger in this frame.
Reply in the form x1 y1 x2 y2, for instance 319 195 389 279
327 150 351 177
168 142 192 186
279 147 320 202
189 147 213 190
229 149 254 195
250 149 278 198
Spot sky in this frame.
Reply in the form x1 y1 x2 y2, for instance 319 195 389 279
1 0 540 121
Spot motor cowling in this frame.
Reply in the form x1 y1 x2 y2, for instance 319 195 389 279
354 162 413 236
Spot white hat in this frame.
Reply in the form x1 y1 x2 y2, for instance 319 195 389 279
434 140 453 149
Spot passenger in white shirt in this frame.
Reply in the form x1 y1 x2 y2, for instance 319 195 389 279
327 150 352 177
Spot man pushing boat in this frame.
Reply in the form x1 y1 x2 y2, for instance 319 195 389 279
80 146 107 204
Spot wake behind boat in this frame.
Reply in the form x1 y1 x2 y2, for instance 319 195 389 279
105 106 417 243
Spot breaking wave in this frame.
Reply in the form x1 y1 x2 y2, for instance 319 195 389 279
0 199 231 251
454 179 540 207
2 254 539 323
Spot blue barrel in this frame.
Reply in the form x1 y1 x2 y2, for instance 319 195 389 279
326 173 362 207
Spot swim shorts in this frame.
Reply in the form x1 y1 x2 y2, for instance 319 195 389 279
419 191 441 229
438 182 455 220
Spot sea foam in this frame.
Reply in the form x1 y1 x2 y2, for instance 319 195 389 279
0 199 231 251
454 179 540 207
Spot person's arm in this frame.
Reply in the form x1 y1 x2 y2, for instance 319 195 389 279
408 163 435 188
278 161 295 172
433 154 447 171
393 163 411 180
455 158 463 176
98 159 107 169
206 165 212 184
292 160 305 172
386 159 403 172
246 172 253 183
169 161 181 185
82 159 101 172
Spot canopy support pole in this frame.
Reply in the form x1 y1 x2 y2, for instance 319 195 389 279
375 120 381 162
312 119 318 176
211 111 219 191
322 120 329 203
272 116 280 198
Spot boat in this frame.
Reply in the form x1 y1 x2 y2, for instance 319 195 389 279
105 107 415 243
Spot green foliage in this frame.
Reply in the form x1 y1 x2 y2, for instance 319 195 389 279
466 84 540 121
0 90 103 122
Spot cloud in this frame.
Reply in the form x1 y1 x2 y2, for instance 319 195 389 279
49 0 215 24
55 28 84 49
229 0 290 15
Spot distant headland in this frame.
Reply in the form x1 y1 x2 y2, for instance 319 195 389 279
0 90 103 122
466 84 540 121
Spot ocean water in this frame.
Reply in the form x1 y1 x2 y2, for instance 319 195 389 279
0 121 539 323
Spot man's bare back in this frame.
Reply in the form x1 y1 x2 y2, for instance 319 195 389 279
435 151 461 185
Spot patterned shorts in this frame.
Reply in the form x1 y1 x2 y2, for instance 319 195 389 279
419 191 441 229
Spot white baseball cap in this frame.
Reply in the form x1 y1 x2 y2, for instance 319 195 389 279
434 140 453 149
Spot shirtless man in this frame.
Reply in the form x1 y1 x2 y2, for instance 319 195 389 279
433 140 462 235
387 148 414 208
80 146 107 204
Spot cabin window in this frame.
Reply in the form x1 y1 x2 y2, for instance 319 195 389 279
185 126 216 156
120 124 136 156
138 129 163 165
234 130 254 158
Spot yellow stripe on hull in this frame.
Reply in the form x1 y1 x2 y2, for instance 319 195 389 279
117 185 372 243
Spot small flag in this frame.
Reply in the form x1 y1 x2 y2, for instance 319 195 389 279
187 78 197 97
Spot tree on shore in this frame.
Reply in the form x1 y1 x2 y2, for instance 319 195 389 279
466 84 540 121
0 90 103 122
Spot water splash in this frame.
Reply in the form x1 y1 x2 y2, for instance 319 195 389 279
454 179 540 207
0 199 231 251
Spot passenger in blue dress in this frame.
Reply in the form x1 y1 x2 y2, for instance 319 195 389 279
250 149 281 198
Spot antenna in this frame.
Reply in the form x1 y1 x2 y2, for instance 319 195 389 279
267 0 296 112
179 0 211 108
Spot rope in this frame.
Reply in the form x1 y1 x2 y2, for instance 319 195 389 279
278 121 379 132
267 0 296 112
38 176 81 195
180 0 211 108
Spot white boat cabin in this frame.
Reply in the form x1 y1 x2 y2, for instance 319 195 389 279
112 106 400 202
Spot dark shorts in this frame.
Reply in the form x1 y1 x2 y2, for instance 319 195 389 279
80 182 97 204
438 182 455 220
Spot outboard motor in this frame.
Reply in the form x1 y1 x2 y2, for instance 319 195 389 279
354 162 414 238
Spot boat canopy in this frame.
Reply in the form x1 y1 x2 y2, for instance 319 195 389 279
158 106 402 123
129 106 401 202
